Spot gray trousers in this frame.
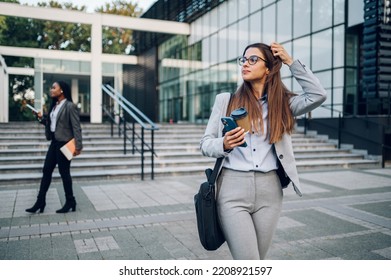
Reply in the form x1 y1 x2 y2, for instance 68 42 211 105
216 168 283 259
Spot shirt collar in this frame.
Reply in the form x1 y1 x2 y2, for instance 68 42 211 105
259 94 267 103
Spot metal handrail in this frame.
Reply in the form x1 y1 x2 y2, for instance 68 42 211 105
101 84 159 180
105 84 158 130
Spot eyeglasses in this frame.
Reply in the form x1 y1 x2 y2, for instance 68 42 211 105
237 55 267 66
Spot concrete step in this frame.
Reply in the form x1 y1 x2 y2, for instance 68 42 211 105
0 158 380 185
0 153 369 174
0 148 355 165
0 122 381 185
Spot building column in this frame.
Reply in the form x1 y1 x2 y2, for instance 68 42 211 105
90 18 102 123
71 79 79 104
0 56 9 123
34 57 44 113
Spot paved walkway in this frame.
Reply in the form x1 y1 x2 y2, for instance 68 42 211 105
0 168 390 260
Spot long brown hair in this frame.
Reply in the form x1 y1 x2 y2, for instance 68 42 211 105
227 43 296 143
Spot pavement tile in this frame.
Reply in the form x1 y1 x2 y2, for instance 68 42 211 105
0 168 390 260
372 246 391 259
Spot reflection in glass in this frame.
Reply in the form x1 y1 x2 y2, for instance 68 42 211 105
262 5 276 43
277 0 292 42
333 25 345 68
312 0 332 32
293 0 310 38
312 29 332 71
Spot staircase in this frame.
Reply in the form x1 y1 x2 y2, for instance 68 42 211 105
0 122 381 186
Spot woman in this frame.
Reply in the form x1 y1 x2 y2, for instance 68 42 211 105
26 81 83 214
200 42 327 259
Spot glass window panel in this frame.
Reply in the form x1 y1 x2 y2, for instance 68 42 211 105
293 0 310 38
202 37 210 64
228 0 238 25
333 68 344 88
227 23 238 60
210 8 218 34
293 36 311 67
262 5 276 43
238 0 249 19
263 0 276 6
203 12 210 37
312 29 332 71
281 42 292 78
102 63 114 75
218 28 228 63
190 20 202 44
250 0 262 11
333 25 344 68
348 0 364 27
218 1 228 28
332 88 344 115
346 68 357 87
62 60 80 73
311 104 331 118
210 65 219 90
80 61 90 74
277 0 292 42
238 18 249 52
346 34 358 67
249 11 262 43
312 0 332 32
228 59 239 86
210 33 218 65
311 71 331 118
334 0 345 25
315 70 332 90
218 61 228 84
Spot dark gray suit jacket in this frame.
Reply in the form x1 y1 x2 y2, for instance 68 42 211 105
43 100 83 151
200 60 327 196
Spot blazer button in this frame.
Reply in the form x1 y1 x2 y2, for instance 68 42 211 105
279 154 284 160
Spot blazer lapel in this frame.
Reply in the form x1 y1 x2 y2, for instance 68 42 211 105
56 101 67 126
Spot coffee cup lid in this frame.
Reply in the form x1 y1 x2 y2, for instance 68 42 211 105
230 107 248 119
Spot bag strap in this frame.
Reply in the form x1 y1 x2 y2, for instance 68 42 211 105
206 93 234 186
207 157 224 185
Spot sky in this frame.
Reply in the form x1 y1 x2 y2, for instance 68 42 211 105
18 0 158 13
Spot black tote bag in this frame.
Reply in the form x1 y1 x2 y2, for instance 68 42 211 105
194 158 225 251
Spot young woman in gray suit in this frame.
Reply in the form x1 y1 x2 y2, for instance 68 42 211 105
200 42 327 259
26 81 83 214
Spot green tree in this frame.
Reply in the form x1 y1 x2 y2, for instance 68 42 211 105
8 75 36 121
96 0 142 54
0 0 142 121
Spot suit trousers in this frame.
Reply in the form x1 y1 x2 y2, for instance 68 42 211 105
216 168 283 259
39 137 73 200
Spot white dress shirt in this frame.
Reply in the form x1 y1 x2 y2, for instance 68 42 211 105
223 97 278 172
50 99 67 132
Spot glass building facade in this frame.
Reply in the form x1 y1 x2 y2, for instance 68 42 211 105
155 0 355 123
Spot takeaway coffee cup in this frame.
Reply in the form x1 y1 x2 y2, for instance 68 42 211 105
230 107 251 132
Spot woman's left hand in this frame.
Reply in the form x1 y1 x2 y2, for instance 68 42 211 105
270 42 293 66
73 149 81 156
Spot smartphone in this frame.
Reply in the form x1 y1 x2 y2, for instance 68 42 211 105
221 117 247 147
26 104 39 113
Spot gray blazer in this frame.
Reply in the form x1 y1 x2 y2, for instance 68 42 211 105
44 100 83 151
200 60 327 196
